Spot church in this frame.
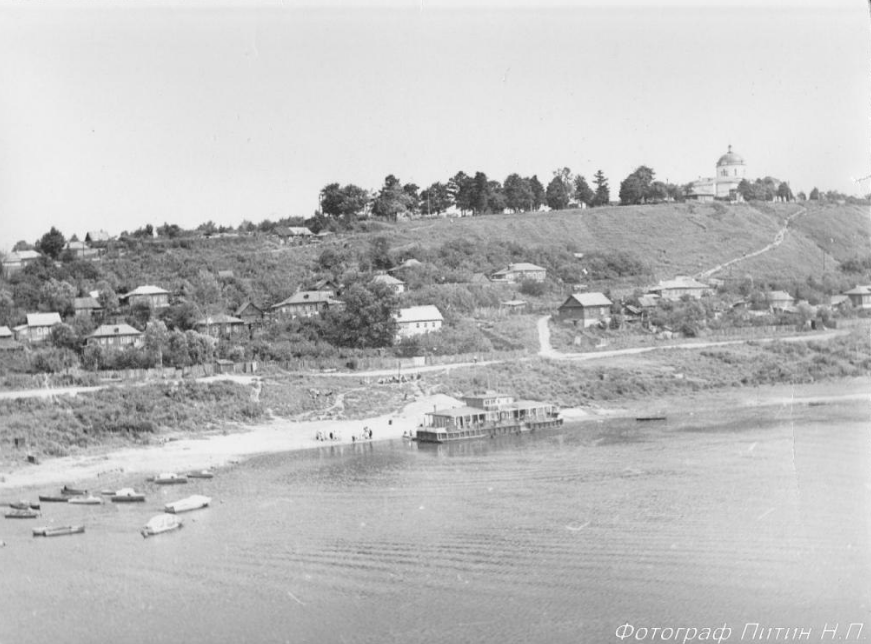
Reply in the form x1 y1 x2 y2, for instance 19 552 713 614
688 145 745 202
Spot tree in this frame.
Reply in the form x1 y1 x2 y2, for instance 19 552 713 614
574 175 594 207
487 180 506 213
420 182 452 215
528 175 546 210
592 170 610 206
371 175 415 221
39 278 76 316
776 182 794 202
144 320 169 367
809 187 820 200
319 183 370 222
503 174 533 212
619 166 656 205
448 172 475 214
368 236 393 271
471 172 491 214
12 240 33 252
545 176 571 210
50 323 80 352
322 279 398 349
36 227 66 260
797 191 807 201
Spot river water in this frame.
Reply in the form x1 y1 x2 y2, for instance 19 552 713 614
2 397 869 643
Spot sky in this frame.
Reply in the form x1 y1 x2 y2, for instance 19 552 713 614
0 0 869 250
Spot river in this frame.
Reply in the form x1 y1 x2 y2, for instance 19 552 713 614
2 398 869 643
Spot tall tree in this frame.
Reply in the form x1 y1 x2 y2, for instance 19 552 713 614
528 175 546 210
809 187 820 200
573 175 594 207
470 172 491 214
448 172 475 214
371 175 415 221
545 176 571 210
420 182 453 215
777 182 794 202
619 166 656 205
322 280 398 349
36 226 66 260
592 170 610 206
503 174 533 212
319 183 370 222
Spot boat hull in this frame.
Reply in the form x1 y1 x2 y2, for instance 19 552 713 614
164 495 211 514
110 494 146 503
39 495 72 503
33 525 85 537
416 418 563 444
6 509 40 519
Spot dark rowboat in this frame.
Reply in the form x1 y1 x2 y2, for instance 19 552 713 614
148 473 189 485
110 488 146 503
186 470 215 479
33 525 85 537
61 486 88 496
9 501 40 511
39 495 71 503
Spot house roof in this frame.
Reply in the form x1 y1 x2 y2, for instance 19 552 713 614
493 262 546 275
89 324 143 338
120 285 170 299
66 241 89 251
74 296 102 310
274 226 313 237
830 295 850 306
397 305 444 324
196 314 244 326
4 249 41 263
844 285 871 296
217 270 235 279
390 258 422 271
0 326 11 338
26 312 62 327
562 292 612 308
235 301 264 316
86 230 111 242
501 299 527 307
272 291 340 308
372 274 404 286
766 291 793 302
637 295 660 308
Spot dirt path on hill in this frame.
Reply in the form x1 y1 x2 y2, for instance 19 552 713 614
695 207 806 279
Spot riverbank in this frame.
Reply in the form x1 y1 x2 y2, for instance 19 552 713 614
1 376 869 496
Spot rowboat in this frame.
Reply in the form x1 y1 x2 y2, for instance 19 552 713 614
110 488 146 503
39 495 70 503
186 470 215 479
6 508 40 519
33 525 85 537
164 495 211 514
8 501 40 510
67 495 103 505
61 485 88 496
141 514 183 538
148 473 189 485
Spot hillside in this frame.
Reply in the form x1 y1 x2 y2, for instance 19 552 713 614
384 201 869 283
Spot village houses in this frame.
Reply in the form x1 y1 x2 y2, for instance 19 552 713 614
120 285 171 309
490 262 547 283
87 324 144 348
194 314 246 339
271 291 343 318
843 285 871 310
648 276 710 301
372 273 405 294
13 312 62 344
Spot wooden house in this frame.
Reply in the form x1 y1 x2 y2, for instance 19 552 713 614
372 273 405 294
13 312 62 344
844 285 871 310
490 263 547 284
648 276 709 301
235 301 266 325
120 285 171 309
74 296 103 318
87 324 143 348
271 291 342 318
557 292 613 328
194 314 245 339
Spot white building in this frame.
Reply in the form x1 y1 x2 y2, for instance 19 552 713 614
396 305 444 340
688 145 746 201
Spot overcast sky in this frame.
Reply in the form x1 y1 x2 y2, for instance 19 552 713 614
0 0 869 250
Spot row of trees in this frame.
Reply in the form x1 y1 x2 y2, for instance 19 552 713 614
319 167 613 221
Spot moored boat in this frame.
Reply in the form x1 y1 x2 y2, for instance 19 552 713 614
39 495 70 503
9 501 40 511
61 485 88 496
33 525 85 537
416 392 563 444
6 508 40 519
149 473 189 485
141 514 183 538
164 494 211 514
110 488 146 503
67 495 103 505
186 470 215 479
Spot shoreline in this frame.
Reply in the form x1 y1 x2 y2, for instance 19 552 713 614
1 378 869 496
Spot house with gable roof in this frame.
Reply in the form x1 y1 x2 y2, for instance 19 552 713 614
271 291 343 318
87 323 143 348
490 262 547 284
13 312 62 344
557 292 613 328
119 285 171 309
395 305 444 340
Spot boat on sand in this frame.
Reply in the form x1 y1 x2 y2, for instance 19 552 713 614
164 495 211 514
148 473 189 485
141 514 183 538
33 525 85 537
61 485 88 496
9 501 40 510
39 495 70 503
109 488 146 503
186 470 215 479
68 495 103 505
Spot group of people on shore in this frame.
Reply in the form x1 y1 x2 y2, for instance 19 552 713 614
314 426 374 442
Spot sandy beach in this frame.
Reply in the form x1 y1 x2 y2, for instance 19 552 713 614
1 378 869 497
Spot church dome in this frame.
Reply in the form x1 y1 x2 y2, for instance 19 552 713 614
717 145 744 166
